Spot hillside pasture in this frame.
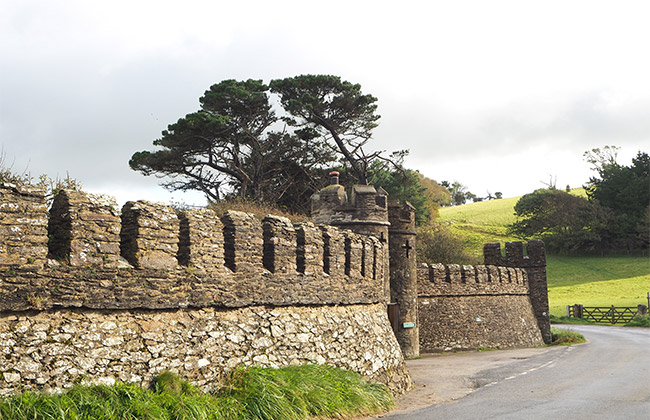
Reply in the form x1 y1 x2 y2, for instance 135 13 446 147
436 191 649 318
547 255 650 317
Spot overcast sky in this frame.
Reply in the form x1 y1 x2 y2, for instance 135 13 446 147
1 0 648 206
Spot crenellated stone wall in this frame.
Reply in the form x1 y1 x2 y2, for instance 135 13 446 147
0 185 411 395
416 241 549 352
0 180 553 395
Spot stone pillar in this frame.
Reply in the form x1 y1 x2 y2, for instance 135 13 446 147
177 208 225 272
120 201 179 270
388 201 419 358
525 240 552 344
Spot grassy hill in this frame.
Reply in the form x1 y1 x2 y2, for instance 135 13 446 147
437 195 521 258
437 191 650 317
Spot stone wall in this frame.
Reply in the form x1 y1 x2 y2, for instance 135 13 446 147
416 240 548 352
483 240 551 344
418 295 542 351
0 303 409 396
1 189 387 312
0 186 411 395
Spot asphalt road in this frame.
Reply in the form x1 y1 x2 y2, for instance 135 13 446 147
386 325 650 419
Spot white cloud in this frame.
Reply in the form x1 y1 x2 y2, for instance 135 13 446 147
1 0 648 205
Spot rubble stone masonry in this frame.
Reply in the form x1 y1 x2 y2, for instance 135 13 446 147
0 186 411 395
417 240 549 352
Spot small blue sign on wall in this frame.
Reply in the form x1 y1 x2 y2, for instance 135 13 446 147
403 322 415 328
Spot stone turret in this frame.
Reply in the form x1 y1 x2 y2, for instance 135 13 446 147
388 201 419 358
311 173 420 357
311 172 390 239
311 172 391 302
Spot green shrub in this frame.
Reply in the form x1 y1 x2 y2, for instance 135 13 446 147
625 314 650 327
417 223 481 265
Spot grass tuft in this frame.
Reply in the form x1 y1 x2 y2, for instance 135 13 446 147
549 315 597 325
0 365 393 420
550 327 586 345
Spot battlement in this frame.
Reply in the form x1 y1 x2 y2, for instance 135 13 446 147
483 240 546 268
417 263 529 297
0 186 385 311
388 201 416 232
311 183 389 230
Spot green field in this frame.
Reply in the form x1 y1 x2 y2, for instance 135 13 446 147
546 255 649 317
437 195 521 257
437 192 650 317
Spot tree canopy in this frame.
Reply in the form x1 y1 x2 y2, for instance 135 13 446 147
270 75 391 185
368 165 450 226
508 188 606 253
130 79 334 211
131 76 401 212
510 148 649 253
585 150 649 249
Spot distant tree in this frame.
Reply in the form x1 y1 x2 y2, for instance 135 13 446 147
494 192 503 199
416 172 452 215
583 145 619 171
130 79 334 212
585 150 649 249
466 192 480 202
509 188 608 253
440 181 475 206
270 75 400 185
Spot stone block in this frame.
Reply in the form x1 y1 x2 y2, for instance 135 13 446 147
0 184 48 267
48 190 121 267
177 208 224 271
262 215 297 274
221 211 263 273
120 201 179 270
295 222 324 276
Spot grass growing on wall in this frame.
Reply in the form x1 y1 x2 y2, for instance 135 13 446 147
0 365 394 420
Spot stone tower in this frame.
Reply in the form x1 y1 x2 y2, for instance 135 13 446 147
388 201 419 358
311 172 420 357
311 172 391 301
